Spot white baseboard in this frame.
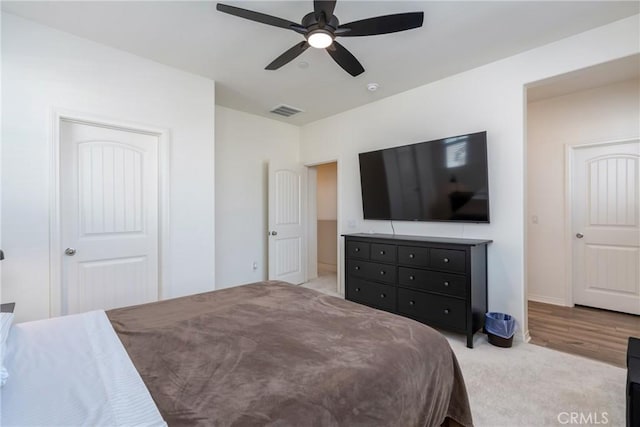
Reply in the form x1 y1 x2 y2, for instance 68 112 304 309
522 330 531 343
318 262 337 273
527 294 568 307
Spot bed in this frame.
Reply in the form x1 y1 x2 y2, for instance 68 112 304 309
2 281 472 427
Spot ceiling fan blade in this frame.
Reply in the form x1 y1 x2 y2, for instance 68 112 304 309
337 12 424 37
326 41 364 77
217 3 306 33
314 0 337 21
265 41 310 70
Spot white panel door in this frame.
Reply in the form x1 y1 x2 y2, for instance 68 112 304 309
572 140 640 315
268 161 306 284
60 120 159 314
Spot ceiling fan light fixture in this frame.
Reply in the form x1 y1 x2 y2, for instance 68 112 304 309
307 30 334 49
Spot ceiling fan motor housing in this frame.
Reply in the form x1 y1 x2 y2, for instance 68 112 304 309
302 11 339 32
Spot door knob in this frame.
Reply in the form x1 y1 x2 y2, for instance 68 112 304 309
270 231 278 236
64 248 76 256
576 233 584 239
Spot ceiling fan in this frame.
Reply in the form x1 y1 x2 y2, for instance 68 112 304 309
216 1 424 77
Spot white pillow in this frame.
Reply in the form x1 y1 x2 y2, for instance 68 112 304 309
1 311 15 386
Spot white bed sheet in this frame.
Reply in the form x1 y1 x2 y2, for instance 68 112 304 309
0 310 166 427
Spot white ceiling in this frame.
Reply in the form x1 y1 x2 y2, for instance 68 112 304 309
2 1 639 125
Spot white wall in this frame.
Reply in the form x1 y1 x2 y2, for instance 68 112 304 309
215 106 300 288
527 78 640 305
300 16 639 338
1 14 216 322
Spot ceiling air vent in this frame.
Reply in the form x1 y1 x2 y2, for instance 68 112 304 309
270 104 303 118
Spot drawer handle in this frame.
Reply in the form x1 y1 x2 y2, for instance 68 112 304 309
409 300 415 306
444 281 450 287
355 287 361 292
380 293 386 299
443 309 450 315
379 250 385 255
355 248 360 252
380 270 386 276
409 275 415 281
443 258 450 263
409 253 415 259
355 266 360 270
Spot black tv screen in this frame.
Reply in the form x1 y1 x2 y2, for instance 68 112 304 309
358 131 490 223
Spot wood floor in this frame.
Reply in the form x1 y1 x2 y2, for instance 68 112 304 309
528 301 640 368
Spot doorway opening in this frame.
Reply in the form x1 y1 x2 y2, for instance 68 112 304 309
525 55 640 367
303 161 340 297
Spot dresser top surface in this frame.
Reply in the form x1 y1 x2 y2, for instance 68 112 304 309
343 233 492 246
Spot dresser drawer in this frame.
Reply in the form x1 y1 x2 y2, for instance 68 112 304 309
371 243 396 263
399 268 467 298
346 278 396 311
430 249 466 273
397 288 466 331
398 267 430 288
398 246 429 267
347 260 396 285
347 241 370 260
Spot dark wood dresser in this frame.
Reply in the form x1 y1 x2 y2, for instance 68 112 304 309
344 233 491 348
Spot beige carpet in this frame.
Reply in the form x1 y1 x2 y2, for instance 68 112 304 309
301 278 627 427
444 332 625 426
301 272 340 297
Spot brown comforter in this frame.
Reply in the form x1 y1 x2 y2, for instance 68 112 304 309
107 281 472 427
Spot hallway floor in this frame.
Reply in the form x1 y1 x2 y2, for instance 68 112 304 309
528 300 639 367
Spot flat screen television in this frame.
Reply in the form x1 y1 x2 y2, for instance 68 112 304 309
358 131 490 223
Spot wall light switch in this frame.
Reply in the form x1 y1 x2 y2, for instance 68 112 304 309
252 261 258 271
